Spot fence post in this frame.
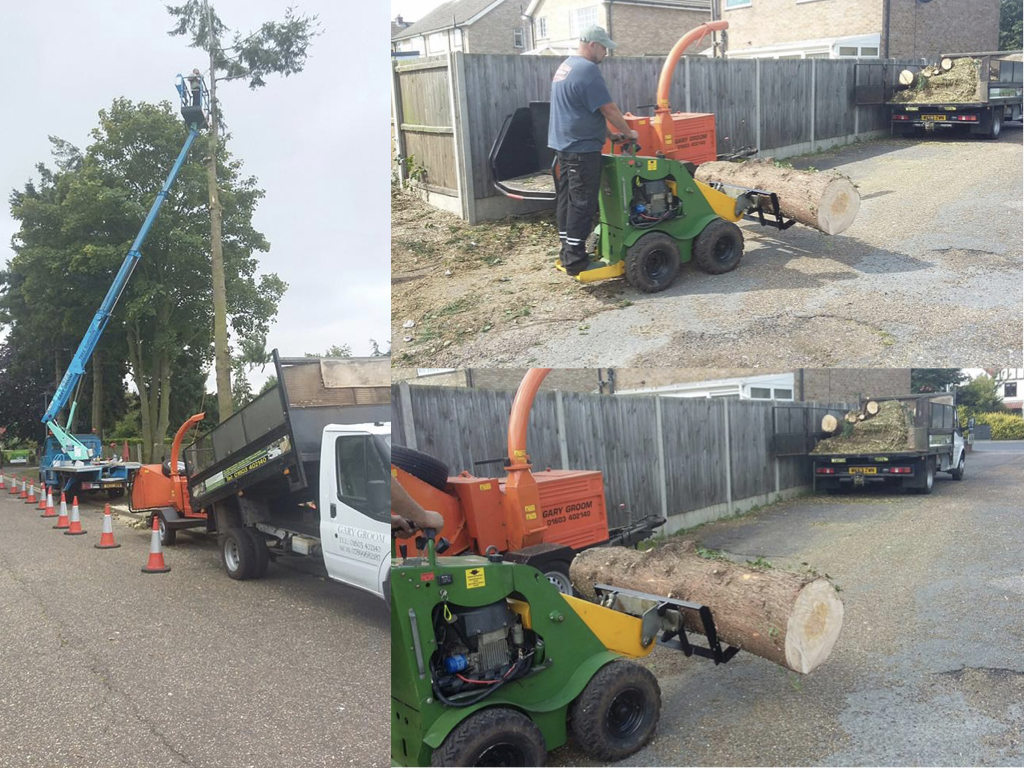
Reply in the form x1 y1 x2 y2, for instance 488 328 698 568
655 396 668 522
723 399 733 515
685 57 692 112
391 59 407 186
755 58 762 154
452 51 478 224
773 405 781 496
399 381 418 450
556 390 570 469
810 59 817 151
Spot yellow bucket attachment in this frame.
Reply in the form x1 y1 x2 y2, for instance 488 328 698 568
695 180 745 222
554 260 626 284
561 593 655 658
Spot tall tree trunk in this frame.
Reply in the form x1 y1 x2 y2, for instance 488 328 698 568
127 323 154 463
208 41 233 421
91 348 103 441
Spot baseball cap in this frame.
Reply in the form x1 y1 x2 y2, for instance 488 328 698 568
580 24 617 50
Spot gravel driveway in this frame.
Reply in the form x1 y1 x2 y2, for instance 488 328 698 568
449 129 1022 367
551 445 1024 766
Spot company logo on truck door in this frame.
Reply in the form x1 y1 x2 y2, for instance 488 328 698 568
193 436 292 496
541 499 593 526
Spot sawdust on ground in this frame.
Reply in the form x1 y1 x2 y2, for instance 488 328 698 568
391 187 629 366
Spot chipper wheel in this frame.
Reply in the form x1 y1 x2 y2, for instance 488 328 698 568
692 218 744 275
625 232 681 293
431 706 547 767
569 660 661 762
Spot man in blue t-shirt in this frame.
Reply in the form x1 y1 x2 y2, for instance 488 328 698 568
548 25 637 276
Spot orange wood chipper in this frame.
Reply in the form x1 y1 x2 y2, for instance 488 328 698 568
391 369 664 593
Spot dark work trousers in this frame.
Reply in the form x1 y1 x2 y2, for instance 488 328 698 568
555 150 602 272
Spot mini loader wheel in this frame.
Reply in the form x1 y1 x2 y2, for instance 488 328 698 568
625 232 681 293
692 218 744 275
432 706 547 767
570 660 661 762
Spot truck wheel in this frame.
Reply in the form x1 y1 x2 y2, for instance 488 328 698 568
692 218 744 275
914 459 935 495
541 558 574 595
951 453 965 481
221 527 257 580
570 660 661 762
391 445 450 492
153 513 177 546
625 232 681 293
431 707 546 767
983 108 1003 139
246 529 270 578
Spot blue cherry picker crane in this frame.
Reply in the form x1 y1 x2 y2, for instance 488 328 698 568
39 73 210 499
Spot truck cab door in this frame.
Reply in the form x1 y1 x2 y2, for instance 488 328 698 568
319 430 390 598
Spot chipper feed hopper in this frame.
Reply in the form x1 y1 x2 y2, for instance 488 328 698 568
391 524 738 766
489 21 799 293
391 369 663 593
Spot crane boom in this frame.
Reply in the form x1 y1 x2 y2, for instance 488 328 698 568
42 125 200 460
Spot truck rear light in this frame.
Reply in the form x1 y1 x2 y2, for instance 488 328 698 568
892 114 911 121
890 467 912 474
816 467 836 475
954 114 978 122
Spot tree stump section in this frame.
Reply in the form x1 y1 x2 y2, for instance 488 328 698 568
694 160 861 236
570 540 844 675
866 400 880 416
821 414 839 434
899 69 917 87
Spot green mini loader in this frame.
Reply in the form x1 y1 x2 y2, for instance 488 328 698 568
391 531 739 766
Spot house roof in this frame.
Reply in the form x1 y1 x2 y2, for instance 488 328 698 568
392 0 505 40
392 20 414 38
525 0 709 16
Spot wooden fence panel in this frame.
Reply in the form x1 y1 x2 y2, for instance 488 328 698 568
728 400 775 501
816 61 857 140
760 59 813 149
691 58 758 154
661 398 728 514
395 58 458 192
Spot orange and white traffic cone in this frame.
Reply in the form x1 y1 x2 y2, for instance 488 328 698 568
141 516 171 574
41 487 57 518
53 492 71 530
64 496 86 536
94 505 120 549
25 483 37 505
0 475 6 490
19 479 27 499
36 485 47 511
7 476 16 494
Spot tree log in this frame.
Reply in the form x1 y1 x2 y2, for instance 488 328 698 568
940 57 953 71
570 541 844 674
865 400 880 416
821 413 839 434
898 68 917 86
695 160 860 236
845 411 859 424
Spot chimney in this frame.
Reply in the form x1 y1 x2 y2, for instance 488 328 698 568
396 14 404 25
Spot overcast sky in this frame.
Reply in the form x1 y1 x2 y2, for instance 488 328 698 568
392 0 451 22
3 1 390 382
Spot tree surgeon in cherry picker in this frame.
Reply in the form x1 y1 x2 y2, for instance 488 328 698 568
549 25 638 277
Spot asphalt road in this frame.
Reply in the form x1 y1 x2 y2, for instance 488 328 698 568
552 447 1024 766
0 477 389 768
458 128 1023 367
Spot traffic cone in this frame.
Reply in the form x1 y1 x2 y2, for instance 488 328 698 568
8 476 17 494
141 516 171 573
94 505 120 549
25 483 37 505
0 475 6 490
36 485 46 510
64 496 86 536
19 479 27 499
53 493 70 530
41 487 57 518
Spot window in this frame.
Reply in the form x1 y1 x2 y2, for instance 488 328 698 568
838 46 859 56
513 27 525 49
860 46 878 56
774 388 793 400
426 31 448 54
725 0 751 8
336 435 389 523
750 387 772 399
538 16 548 39
1006 382 1018 398
569 6 599 38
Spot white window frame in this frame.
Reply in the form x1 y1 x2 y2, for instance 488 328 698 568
724 0 752 9
514 27 525 49
569 6 599 38
538 16 548 40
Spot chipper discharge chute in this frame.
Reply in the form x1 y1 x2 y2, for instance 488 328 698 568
488 21 860 293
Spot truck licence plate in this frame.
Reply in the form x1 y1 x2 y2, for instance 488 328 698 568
105 482 123 488
921 115 947 121
849 467 877 475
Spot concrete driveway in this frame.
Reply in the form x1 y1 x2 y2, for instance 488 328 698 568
552 447 1024 766
0 476 389 768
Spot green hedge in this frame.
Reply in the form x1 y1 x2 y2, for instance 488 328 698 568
1 449 32 460
973 412 1024 440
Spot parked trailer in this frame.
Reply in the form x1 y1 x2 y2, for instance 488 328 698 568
129 352 392 599
812 394 966 495
889 53 1023 139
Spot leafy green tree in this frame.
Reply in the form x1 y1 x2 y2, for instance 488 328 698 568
911 369 967 393
166 0 320 421
957 375 1005 414
1001 0 1023 50
305 345 353 358
4 99 285 461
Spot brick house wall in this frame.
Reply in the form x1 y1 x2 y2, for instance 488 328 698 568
608 6 711 56
800 368 911 403
886 0 999 60
466 0 531 54
723 0 881 52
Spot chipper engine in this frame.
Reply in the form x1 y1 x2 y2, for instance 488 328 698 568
391 526 738 767
488 21 856 293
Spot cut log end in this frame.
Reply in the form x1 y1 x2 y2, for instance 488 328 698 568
821 414 839 434
865 400 880 416
785 579 845 674
816 178 861 236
